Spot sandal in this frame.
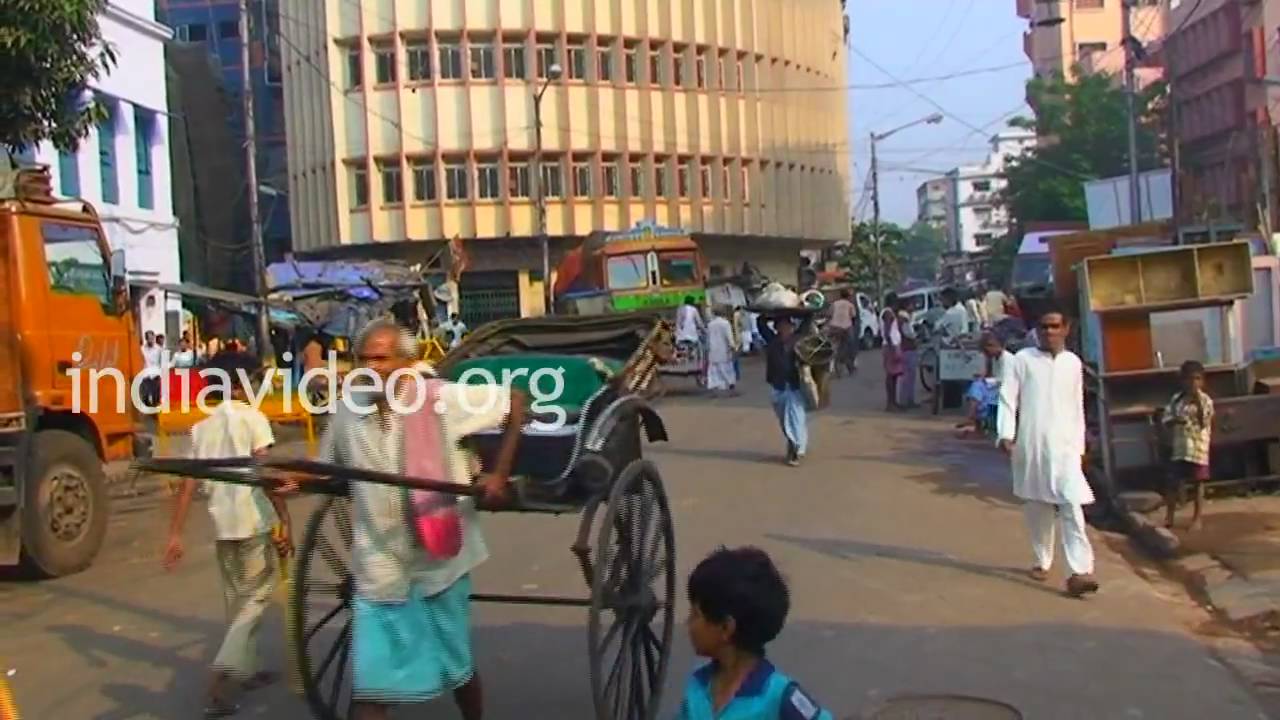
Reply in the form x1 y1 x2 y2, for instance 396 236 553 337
242 671 279 691
204 698 240 719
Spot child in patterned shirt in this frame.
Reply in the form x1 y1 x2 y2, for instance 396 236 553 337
1161 360 1214 531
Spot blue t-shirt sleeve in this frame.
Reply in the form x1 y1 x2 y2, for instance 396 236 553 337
779 681 832 720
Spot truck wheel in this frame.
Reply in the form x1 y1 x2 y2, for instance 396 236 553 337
19 430 108 577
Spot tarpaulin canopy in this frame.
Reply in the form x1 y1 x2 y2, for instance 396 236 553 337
266 259 432 338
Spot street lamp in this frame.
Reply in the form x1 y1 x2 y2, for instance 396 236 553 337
870 112 943 307
534 63 563 315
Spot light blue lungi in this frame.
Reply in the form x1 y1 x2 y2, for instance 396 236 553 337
352 574 474 703
770 387 808 456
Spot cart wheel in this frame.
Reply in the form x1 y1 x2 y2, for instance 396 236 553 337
919 348 938 393
293 496 356 720
588 459 676 720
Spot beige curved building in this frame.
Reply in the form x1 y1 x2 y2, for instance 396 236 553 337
281 0 851 319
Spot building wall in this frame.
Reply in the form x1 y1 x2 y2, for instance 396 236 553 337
1167 0 1277 229
280 0 852 255
915 178 949 230
945 130 1035 254
32 1 180 338
1018 0 1164 83
157 0 292 257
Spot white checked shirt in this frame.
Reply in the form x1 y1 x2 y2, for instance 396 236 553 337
191 401 277 540
317 382 512 602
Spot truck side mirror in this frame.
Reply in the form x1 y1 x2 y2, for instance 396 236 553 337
110 249 126 281
109 249 129 313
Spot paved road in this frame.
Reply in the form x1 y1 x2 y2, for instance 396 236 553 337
2 358 1276 719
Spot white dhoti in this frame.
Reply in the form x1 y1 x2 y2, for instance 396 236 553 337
1023 501 1094 575
706 361 737 390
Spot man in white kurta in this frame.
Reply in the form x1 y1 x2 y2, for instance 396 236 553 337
996 310 1099 597
705 309 738 395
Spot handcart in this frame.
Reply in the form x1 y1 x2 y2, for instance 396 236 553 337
136 312 679 720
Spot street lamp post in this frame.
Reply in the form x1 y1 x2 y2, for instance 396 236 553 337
533 64 563 315
870 113 943 308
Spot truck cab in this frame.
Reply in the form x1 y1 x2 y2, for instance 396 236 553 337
0 166 141 576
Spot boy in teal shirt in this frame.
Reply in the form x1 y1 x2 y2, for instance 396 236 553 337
677 547 834 720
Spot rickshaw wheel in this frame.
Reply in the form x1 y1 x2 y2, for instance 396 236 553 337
918 347 939 393
588 459 676 720
294 496 356 720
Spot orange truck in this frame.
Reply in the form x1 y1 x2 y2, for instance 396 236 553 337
0 166 144 576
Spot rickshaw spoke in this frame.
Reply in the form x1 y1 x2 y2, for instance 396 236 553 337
304 602 345 644
315 619 352 681
315 534 349 580
329 629 352 712
331 500 354 549
600 611 626 653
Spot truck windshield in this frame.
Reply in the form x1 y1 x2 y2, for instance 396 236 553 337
1011 254 1052 288
42 221 111 310
606 254 648 291
658 251 698 287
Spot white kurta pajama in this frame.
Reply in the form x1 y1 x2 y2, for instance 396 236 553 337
997 347 1096 576
704 317 738 391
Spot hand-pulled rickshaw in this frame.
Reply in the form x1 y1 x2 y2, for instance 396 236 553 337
136 312 680 720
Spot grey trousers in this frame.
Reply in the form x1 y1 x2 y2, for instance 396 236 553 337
212 534 277 679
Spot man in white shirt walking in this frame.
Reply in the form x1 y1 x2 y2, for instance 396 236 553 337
162 352 292 716
937 288 970 339
705 306 738 397
997 306 1099 598
140 330 163 408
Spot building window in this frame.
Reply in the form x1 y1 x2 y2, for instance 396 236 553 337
624 45 639 83
407 42 432 81
438 43 463 80
699 162 712 198
349 164 369 208
974 207 993 225
573 160 593 198
134 109 153 210
1075 0 1104 8
598 42 614 82
470 43 496 80
567 40 587 80
97 112 117 205
410 159 436 201
218 20 237 40
717 52 728 89
648 45 663 86
503 41 526 80
536 41 559 79
603 161 620 197
445 162 468 200
629 158 646 196
674 48 687 88
736 57 745 92
721 165 730 200
676 159 690 198
57 150 79 197
509 163 531 199
695 52 707 89
975 233 995 247
373 43 396 85
541 162 563 198
971 179 991 193
741 166 750 202
346 47 362 89
655 158 669 197
180 23 208 42
378 159 403 204
1076 41 1107 63
477 161 500 199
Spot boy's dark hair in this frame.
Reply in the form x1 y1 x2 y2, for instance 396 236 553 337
1180 360 1205 378
204 351 263 400
687 546 790 655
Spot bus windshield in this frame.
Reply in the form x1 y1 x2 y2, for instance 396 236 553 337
658 251 699 287
606 254 649 291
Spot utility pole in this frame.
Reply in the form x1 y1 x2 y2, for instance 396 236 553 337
239 0 271 357
870 132 883 308
533 64 561 315
1122 0 1143 224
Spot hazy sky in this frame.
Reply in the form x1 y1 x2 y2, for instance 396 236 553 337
847 0 1031 226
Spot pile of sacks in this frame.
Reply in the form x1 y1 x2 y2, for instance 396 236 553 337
754 282 825 311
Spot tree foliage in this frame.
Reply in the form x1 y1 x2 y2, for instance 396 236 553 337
1002 71 1167 227
838 221 945 296
0 0 116 154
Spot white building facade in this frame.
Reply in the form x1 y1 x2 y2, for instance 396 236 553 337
945 130 1036 255
32 0 180 338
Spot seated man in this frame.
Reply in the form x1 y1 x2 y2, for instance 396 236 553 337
957 333 1012 437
